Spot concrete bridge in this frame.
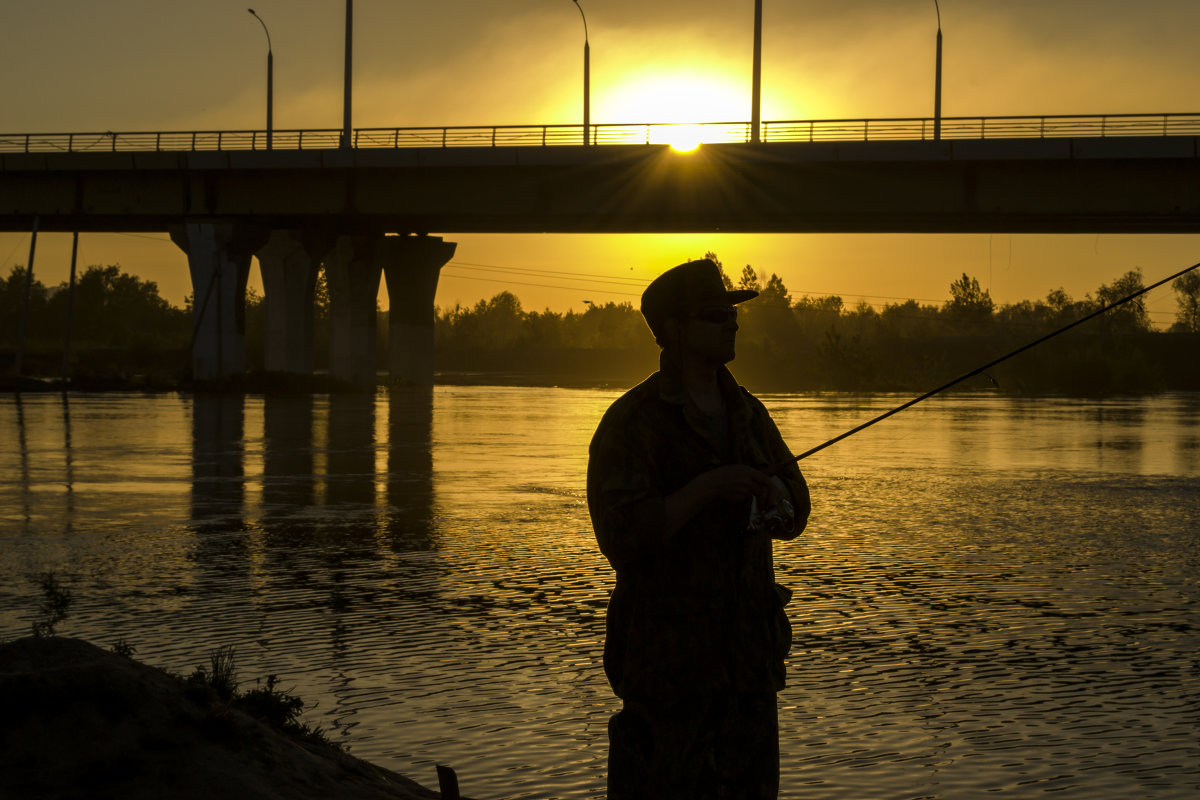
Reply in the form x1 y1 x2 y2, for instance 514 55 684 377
4 113 1200 384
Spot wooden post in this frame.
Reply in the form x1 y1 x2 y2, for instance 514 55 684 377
436 764 461 800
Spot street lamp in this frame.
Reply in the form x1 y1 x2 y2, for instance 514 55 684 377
248 8 273 149
933 0 943 140
571 1 590 145
751 0 762 143
343 0 353 148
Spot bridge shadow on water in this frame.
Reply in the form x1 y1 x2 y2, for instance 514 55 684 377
189 387 437 560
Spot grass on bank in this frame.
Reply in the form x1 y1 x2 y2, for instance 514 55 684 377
23 569 338 750
183 644 339 749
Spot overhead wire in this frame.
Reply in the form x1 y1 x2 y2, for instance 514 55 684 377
2 233 30 270
449 260 647 285
6 237 1180 323
113 232 174 243
439 268 641 298
442 260 958 305
441 261 1183 319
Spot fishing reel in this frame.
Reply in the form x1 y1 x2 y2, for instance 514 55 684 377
747 477 795 535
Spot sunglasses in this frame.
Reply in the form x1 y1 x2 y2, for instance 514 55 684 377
688 305 738 324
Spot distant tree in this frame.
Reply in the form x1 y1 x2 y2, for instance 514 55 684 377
1171 271 1200 333
524 308 567 349
0 263 193 377
433 302 463 344
1031 286 1100 331
944 273 994 331
736 269 796 352
849 300 880 321
438 291 526 350
880 298 939 338
480 291 525 346
1045 287 1071 314
818 325 872 390
759 273 791 308
1094 268 1149 332
788 296 842 362
572 301 646 349
1 266 50 345
705 251 734 291
428 272 1196 393
995 299 1047 333
794 295 843 317
738 265 761 293
60 264 187 348
946 273 994 314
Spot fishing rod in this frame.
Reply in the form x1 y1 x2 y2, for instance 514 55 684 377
785 259 1200 465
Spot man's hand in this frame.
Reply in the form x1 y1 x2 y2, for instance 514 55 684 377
748 475 796 536
663 465 793 543
701 464 774 504
663 464 768 541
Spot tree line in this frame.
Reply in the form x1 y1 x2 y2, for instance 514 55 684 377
1 264 191 383
3 256 1198 393
432 254 1200 393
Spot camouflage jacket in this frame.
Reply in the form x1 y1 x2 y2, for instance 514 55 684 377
588 354 810 700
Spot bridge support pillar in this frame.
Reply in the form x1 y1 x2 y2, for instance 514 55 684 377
255 230 330 375
382 235 457 385
324 235 386 386
170 223 267 382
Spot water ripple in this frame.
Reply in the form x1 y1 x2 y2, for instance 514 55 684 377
1 391 1198 799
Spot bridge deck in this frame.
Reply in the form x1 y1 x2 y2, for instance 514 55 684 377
3 117 1199 235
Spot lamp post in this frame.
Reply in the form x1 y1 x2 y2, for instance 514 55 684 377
933 0 943 140
343 0 353 148
751 0 762 143
571 1 590 145
248 8 273 150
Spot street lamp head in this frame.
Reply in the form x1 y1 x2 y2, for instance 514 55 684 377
248 8 272 51
571 0 589 43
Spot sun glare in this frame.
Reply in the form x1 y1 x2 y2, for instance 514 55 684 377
658 124 704 152
603 73 746 150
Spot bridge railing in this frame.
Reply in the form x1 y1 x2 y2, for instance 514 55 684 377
4 113 1200 153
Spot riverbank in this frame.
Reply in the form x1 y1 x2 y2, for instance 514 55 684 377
0 637 467 800
4 364 1196 397
0 367 648 395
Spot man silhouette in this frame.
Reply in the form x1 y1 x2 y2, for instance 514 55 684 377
588 259 810 799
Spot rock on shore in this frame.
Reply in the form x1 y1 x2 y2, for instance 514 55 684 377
0 637 451 800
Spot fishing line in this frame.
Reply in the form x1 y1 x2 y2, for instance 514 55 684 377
782 259 1200 465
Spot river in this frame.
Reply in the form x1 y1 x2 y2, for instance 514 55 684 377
1 387 1198 799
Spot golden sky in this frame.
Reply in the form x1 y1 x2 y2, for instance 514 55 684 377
4 0 1200 326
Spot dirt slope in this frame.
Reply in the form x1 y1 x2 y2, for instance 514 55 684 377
0 637 460 800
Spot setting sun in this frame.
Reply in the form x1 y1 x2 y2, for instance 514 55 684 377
657 123 703 151
602 72 747 149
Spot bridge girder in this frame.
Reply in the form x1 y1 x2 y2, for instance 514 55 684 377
2 138 1199 235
